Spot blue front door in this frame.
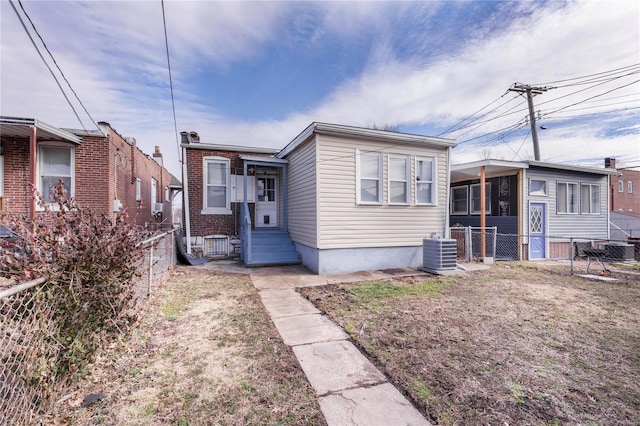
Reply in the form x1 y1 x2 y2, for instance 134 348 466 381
529 203 546 259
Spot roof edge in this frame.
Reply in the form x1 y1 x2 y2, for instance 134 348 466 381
181 142 278 154
0 116 82 144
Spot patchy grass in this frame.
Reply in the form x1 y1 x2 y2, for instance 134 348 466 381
300 263 640 425
47 266 325 425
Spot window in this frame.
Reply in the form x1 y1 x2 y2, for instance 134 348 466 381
580 183 600 214
164 186 170 202
388 154 410 204
618 180 624 193
470 183 491 214
151 178 158 212
135 178 142 201
557 182 578 214
416 156 436 205
356 150 382 204
629 181 633 194
450 186 468 215
529 179 547 196
203 157 231 214
38 145 74 202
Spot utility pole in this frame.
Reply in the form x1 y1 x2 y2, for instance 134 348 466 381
508 83 552 161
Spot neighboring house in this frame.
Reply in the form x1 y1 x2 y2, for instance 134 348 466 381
182 122 456 274
0 116 177 229
450 159 619 260
604 157 640 240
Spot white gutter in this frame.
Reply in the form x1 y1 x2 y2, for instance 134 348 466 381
444 146 452 238
181 145 192 254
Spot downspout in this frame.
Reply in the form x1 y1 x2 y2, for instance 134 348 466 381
443 146 451 238
29 125 37 220
606 174 611 240
517 169 524 260
182 145 192 254
480 165 486 260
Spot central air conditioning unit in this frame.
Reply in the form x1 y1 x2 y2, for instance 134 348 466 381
152 203 164 214
422 238 457 273
203 235 229 257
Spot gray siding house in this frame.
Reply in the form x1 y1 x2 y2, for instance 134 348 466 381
450 159 618 260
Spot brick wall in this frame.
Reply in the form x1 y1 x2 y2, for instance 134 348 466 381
1 139 31 213
611 169 640 218
185 147 266 239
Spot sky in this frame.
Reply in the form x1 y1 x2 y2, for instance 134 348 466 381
1 0 639 179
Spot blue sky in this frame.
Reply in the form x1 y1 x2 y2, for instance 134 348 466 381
1 0 639 178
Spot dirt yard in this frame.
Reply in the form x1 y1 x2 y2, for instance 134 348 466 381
300 262 640 425
48 267 325 425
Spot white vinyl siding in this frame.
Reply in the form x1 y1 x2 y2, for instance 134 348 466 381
450 186 468 215
315 134 449 249
356 150 382 204
580 183 600 214
415 156 436 205
557 182 578 214
388 154 410 204
202 157 231 214
38 145 74 202
470 183 491 214
286 139 317 247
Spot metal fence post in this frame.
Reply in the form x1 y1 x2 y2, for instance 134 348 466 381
570 237 574 276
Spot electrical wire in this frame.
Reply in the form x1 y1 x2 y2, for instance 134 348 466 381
437 91 510 136
531 63 640 86
542 79 640 117
161 0 181 164
8 0 85 129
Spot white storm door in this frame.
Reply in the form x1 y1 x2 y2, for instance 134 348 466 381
256 176 278 228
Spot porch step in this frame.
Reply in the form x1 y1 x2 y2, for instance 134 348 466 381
247 229 301 266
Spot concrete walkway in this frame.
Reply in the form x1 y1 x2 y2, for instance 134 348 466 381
248 265 432 426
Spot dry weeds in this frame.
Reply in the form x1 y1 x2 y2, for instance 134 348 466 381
47 266 325 425
300 263 640 425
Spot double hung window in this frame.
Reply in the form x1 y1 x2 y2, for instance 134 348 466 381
580 184 600 214
356 151 382 204
388 154 410 204
557 182 578 214
39 145 74 202
470 183 491 214
203 157 231 214
416 157 436 205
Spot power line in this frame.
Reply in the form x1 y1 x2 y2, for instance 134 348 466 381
437 91 510 136
8 0 85 129
531 63 640 86
16 0 98 130
540 106 640 121
161 0 181 164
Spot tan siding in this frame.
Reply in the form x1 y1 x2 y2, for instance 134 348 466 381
286 138 317 246
316 134 449 249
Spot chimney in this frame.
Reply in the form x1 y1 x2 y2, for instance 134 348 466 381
153 146 163 166
189 131 200 143
180 131 190 144
604 158 616 169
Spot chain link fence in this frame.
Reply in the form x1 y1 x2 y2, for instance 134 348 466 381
451 226 639 266
0 229 177 425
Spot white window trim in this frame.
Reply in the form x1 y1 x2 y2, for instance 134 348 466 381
355 150 383 205
36 143 75 206
618 180 624 193
388 154 410 205
470 182 491 215
628 181 633 194
450 186 469 215
151 178 158 213
415 156 437 206
580 183 600 215
164 186 170 202
529 179 548 196
557 181 579 215
135 178 142 202
202 156 232 215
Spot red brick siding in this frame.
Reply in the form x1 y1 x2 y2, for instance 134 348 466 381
1 139 31 212
611 170 640 217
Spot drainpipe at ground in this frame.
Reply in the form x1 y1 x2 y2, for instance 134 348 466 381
480 165 486 260
181 145 192 254
444 146 452 238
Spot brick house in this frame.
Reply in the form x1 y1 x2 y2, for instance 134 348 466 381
0 116 177 229
605 158 640 218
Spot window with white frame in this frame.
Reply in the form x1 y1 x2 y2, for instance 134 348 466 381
557 182 578 214
450 186 468 215
164 186 170 202
356 150 382 204
151 178 158 212
203 157 231 213
529 179 547 196
628 181 633 194
470 183 491 214
38 145 74 202
135 178 141 201
415 156 436 205
388 154 410 204
618 180 624 193
580 183 600 214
